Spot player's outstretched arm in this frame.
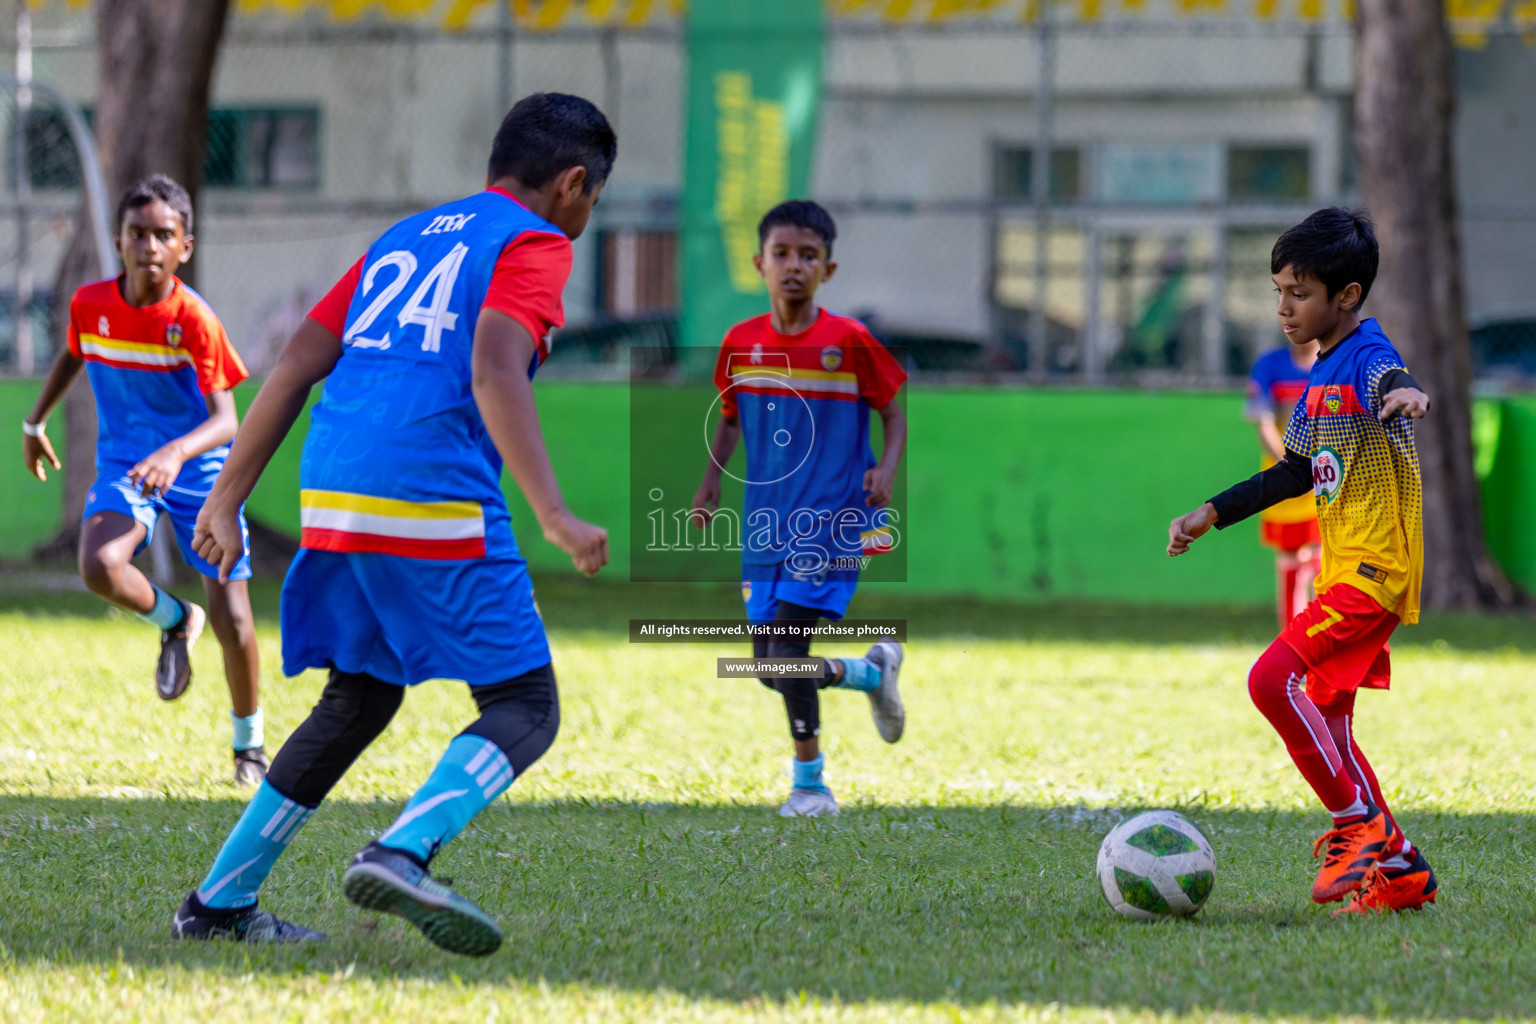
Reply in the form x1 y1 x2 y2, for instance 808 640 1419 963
690 414 740 529
21 347 83 482
193 318 343 581
472 308 608 578
864 397 907 508
128 390 239 499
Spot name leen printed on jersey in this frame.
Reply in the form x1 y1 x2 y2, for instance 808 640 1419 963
1312 447 1344 505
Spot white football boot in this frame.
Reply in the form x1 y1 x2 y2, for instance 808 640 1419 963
864 641 905 743
778 786 840 818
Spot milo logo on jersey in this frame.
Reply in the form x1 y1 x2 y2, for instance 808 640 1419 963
1312 448 1344 505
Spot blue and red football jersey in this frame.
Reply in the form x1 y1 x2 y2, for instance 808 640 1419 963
713 309 907 569
297 187 572 561
1247 345 1318 529
67 277 247 474
1246 346 1312 422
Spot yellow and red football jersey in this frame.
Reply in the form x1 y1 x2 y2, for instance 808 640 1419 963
1282 319 1423 623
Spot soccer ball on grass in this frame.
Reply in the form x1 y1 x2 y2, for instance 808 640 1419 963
1096 810 1216 921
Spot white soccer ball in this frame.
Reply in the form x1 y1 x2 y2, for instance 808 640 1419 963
1096 810 1216 921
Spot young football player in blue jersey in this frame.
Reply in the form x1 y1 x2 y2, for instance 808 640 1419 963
170 93 615 955
23 175 268 786
691 201 909 818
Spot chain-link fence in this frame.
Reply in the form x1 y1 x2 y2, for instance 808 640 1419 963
2 7 1534 388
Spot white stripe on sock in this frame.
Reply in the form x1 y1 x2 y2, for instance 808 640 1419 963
259 799 295 839
379 789 469 843
1285 671 1344 775
476 752 511 788
462 739 497 776
480 764 514 799
197 854 264 902
272 807 311 844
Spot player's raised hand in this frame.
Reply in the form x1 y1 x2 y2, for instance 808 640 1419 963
23 429 61 482
193 499 247 583
1167 502 1218 557
1379 387 1429 422
128 443 187 498
690 476 721 530
542 509 609 578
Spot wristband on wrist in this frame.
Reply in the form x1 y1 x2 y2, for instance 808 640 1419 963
22 419 46 438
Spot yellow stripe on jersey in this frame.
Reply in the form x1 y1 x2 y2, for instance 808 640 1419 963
730 367 860 395
730 367 857 384
77 332 194 368
299 490 482 521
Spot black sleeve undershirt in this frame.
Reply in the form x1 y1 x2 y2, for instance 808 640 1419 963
1209 450 1312 530
1208 365 1428 529
1378 367 1423 397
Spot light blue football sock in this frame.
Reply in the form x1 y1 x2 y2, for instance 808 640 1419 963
833 656 880 693
377 735 513 864
792 754 829 794
231 708 264 752
137 586 185 630
196 780 314 910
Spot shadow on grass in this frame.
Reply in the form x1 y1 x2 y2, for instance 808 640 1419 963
2 795 1533 1017
3 570 1533 653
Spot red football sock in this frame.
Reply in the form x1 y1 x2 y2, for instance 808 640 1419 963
1247 639 1362 814
1277 564 1300 629
1320 697 1411 861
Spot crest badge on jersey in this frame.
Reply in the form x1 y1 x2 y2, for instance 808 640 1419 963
1323 385 1343 414
166 323 183 349
741 581 752 603
820 345 842 371
97 315 109 337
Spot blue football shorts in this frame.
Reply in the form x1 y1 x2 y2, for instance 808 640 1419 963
280 546 551 688
742 561 860 623
82 462 251 582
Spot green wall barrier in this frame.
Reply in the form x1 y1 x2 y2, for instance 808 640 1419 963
0 382 66 557
5 380 1533 604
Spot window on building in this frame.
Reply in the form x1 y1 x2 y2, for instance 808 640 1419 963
1096 143 1221 204
600 230 677 318
205 108 320 189
993 146 1082 202
17 106 321 191
13 109 88 189
1227 145 1310 201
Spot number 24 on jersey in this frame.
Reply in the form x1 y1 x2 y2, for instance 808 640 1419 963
343 242 468 354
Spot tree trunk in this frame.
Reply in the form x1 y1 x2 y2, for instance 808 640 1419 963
1353 0 1518 608
94 0 232 289
34 1 231 562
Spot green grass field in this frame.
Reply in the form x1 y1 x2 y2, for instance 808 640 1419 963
2 575 1535 1023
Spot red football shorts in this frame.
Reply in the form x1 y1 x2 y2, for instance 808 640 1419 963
1279 583 1399 707
1261 518 1322 552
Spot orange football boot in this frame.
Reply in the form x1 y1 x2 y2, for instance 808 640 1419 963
1333 848 1438 916
1311 806 1399 903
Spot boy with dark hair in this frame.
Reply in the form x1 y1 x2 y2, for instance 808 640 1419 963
1246 336 1321 628
1168 207 1437 914
171 92 615 953
22 173 267 785
691 199 909 818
